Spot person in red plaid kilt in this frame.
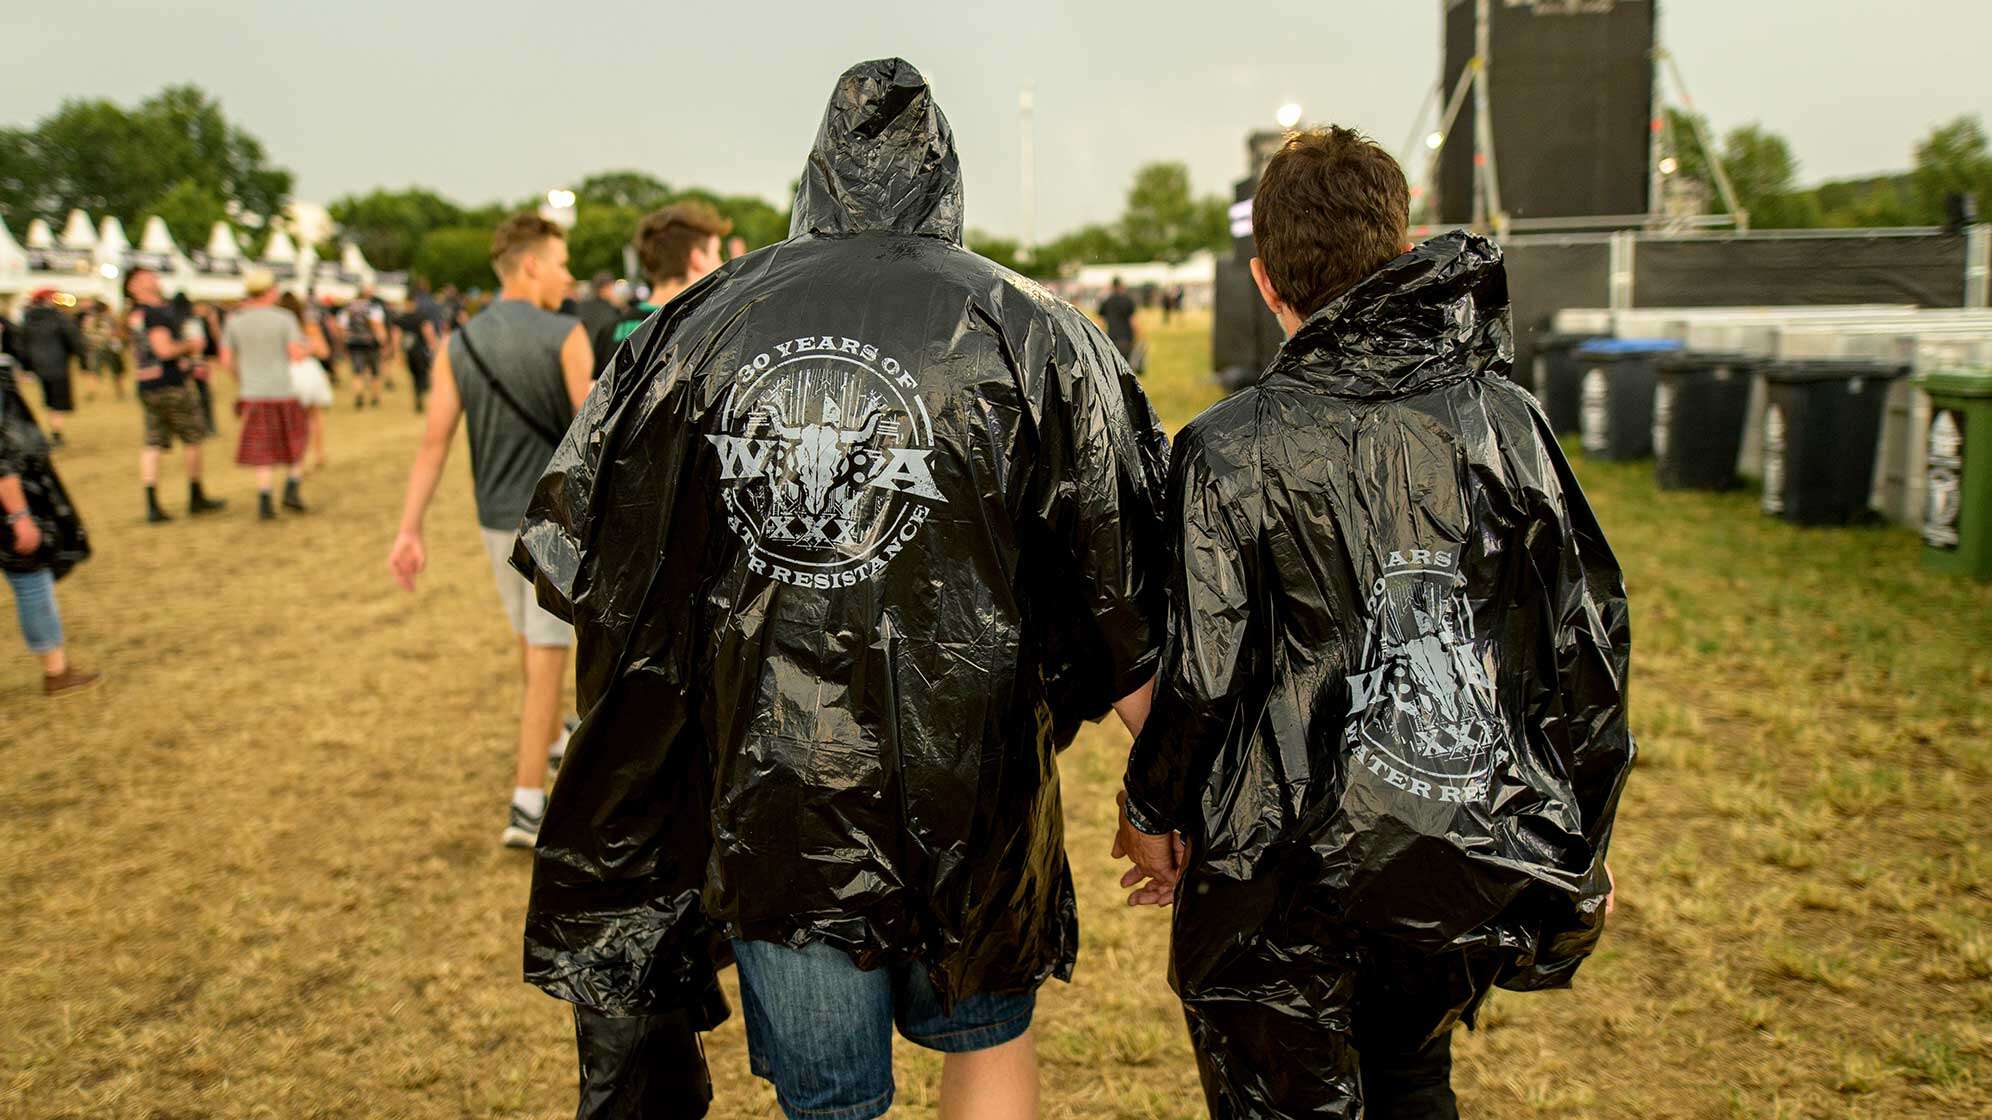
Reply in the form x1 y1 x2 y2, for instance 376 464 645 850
220 269 312 520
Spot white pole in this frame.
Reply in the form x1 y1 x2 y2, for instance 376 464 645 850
1019 88 1036 259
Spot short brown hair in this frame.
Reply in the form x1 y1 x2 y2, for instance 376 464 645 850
1252 127 1410 318
636 201 733 285
490 213 566 276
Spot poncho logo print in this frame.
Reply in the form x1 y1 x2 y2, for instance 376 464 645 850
1344 549 1507 802
707 333 949 589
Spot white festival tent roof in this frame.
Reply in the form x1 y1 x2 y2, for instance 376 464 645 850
95 215 130 261
58 209 97 250
138 216 179 255
2 208 404 304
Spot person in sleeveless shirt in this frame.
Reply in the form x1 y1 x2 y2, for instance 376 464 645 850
386 213 593 849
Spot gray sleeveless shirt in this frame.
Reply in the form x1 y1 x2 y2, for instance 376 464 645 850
448 299 578 531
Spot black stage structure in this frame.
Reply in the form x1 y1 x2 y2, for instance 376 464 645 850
1211 0 1992 388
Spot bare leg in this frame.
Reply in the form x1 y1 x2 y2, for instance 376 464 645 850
37 647 67 675
516 642 567 792
256 465 276 492
939 1029 1037 1120
184 444 204 482
139 447 163 485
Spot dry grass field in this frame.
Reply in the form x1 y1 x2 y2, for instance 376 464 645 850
1 308 1987 1119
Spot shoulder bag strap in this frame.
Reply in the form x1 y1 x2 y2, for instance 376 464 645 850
453 323 567 449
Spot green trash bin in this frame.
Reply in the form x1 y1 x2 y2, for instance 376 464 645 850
1922 369 1992 580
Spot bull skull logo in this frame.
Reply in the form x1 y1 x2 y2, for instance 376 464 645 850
708 364 947 563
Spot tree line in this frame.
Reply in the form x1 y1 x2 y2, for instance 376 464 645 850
6 85 1990 291
1663 111 1992 230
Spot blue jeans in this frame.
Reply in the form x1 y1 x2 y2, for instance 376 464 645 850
4 568 62 654
731 939 1036 1120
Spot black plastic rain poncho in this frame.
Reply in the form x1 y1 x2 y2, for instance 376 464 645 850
512 58 1167 1026
1124 233 1634 1118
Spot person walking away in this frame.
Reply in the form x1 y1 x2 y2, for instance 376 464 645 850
510 59 1169 1120
82 299 127 400
387 213 593 848
570 271 623 362
1115 127 1634 1119
0 357 98 696
1097 275 1139 364
343 290 388 408
19 290 84 448
279 293 335 471
220 269 312 520
393 294 438 413
126 269 225 522
590 201 730 376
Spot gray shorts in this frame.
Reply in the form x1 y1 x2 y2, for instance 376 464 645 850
480 528 574 648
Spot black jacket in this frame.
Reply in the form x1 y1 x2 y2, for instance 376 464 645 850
20 305 83 379
512 58 1168 1020
1125 233 1634 1117
0 367 89 577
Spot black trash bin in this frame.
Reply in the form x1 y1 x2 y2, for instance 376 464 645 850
1759 359 1909 525
1654 353 1758 491
1576 339 1684 460
1533 332 1608 435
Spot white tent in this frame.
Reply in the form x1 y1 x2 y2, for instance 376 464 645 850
262 229 299 264
138 215 179 255
0 218 28 273
95 215 130 261
24 219 54 249
204 221 244 262
58 209 97 250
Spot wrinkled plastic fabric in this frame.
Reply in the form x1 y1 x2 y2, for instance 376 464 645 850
512 59 1167 1024
0 365 90 578
571 1006 712 1119
1124 232 1634 1119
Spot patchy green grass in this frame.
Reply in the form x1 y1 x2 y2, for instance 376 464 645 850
0 310 1986 1117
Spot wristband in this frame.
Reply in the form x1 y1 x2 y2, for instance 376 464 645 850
5 510 29 525
1123 792 1170 836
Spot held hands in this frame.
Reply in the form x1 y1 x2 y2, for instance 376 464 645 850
1113 790 1186 908
387 531 427 592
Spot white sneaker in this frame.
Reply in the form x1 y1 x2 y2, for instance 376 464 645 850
502 800 543 848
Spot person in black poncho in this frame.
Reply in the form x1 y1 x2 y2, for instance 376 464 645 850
1116 127 1635 1119
511 59 1169 1120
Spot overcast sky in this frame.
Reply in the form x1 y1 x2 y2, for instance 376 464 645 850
5 0 1989 242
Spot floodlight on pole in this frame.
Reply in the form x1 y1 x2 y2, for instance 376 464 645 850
541 188 578 230
99 262 120 279
1658 157 1679 176
1426 131 1446 151
1276 103 1303 130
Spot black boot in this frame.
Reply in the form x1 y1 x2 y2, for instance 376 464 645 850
282 477 307 513
258 491 277 521
146 486 173 524
188 480 227 516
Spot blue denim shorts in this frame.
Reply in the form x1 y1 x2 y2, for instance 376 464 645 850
731 939 1036 1120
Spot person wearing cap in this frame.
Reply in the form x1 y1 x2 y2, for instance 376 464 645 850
19 289 85 449
220 269 311 519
